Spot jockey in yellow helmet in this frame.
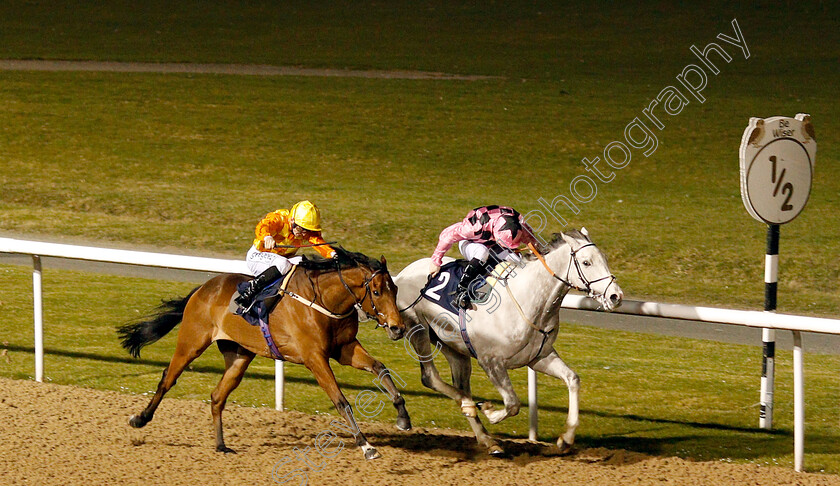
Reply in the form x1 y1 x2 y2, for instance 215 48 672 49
235 200 337 310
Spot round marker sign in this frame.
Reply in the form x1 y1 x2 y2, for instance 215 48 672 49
739 114 816 225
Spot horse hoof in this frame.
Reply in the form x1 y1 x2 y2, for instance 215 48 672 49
364 448 381 460
216 445 237 454
396 417 412 431
129 414 147 428
479 401 495 412
488 445 505 456
557 440 574 455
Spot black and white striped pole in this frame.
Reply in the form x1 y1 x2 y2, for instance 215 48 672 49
739 114 815 432
760 224 779 429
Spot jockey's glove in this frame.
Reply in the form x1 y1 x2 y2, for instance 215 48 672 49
263 235 276 250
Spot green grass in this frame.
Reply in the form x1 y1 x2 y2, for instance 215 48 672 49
0 0 839 474
1 69 838 314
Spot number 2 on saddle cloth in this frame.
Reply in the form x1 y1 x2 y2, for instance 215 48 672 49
421 258 514 315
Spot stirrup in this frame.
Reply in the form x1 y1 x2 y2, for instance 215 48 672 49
454 289 472 310
236 294 257 314
235 283 253 302
236 266 281 312
240 297 258 314
235 281 259 312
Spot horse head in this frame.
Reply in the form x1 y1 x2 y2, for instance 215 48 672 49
542 228 623 311
361 256 406 340
332 249 406 340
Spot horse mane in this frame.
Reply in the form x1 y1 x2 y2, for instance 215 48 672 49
522 230 587 261
297 246 386 274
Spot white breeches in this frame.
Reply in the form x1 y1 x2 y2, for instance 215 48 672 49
458 241 521 265
246 245 302 276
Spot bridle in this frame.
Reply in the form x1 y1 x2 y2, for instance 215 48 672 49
335 262 390 328
528 241 617 301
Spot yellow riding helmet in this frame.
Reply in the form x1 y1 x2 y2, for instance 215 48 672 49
290 200 322 232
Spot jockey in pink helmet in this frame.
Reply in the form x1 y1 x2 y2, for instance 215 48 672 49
430 205 538 310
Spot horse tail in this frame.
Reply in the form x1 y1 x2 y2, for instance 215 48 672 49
118 287 199 358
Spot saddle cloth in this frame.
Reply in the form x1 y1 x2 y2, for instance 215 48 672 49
231 278 284 327
421 259 515 314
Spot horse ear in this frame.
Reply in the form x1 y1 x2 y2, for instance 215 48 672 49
560 232 576 247
380 255 388 270
580 227 591 241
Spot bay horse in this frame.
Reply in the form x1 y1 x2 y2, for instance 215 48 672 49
117 248 409 460
393 229 622 455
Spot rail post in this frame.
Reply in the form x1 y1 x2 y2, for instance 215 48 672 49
32 255 44 383
793 331 804 472
275 360 285 411
528 367 538 441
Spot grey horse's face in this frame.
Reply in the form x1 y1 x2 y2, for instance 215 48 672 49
561 228 623 312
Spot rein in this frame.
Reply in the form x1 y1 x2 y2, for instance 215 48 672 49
503 284 554 358
527 242 616 301
335 261 389 327
498 238 618 355
272 241 338 249
251 260 388 360
398 274 433 312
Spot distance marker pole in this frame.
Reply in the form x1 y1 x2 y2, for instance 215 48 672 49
760 224 779 429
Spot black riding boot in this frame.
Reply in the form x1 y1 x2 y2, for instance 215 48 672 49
235 266 282 310
453 258 485 310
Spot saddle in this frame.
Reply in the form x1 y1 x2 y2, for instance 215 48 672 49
228 268 297 360
229 268 294 324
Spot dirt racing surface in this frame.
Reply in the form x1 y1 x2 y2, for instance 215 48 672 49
1 377 837 486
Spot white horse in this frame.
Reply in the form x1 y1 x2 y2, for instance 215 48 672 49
394 228 622 455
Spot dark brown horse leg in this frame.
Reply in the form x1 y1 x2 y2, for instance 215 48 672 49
338 340 411 431
306 355 380 460
129 331 212 429
211 340 255 453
